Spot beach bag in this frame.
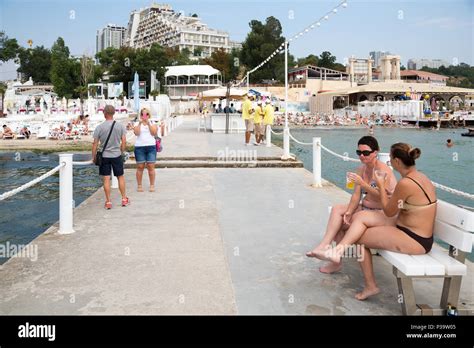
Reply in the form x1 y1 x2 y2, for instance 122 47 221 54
155 136 163 152
95 121 116 166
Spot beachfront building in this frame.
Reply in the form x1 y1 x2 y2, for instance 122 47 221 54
369 51 391 69
400 70 448 86
125 3 238 59
407 58 450 70
310 82 474 115
96 24 127 53
346 57 374 84
164 65 222 97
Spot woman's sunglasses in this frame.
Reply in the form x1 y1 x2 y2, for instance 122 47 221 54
356 149 375 156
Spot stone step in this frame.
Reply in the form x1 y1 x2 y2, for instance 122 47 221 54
124 159 304 169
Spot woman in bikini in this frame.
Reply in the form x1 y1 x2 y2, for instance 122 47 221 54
314 143 437 300
306 136 397 273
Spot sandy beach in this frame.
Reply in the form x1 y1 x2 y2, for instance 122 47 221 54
0 135 94 152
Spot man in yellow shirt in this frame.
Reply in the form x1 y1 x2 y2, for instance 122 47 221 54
242 93 254 145
263 99 274 144
253 100 264 145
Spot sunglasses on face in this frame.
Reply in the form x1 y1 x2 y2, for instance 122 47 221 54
356 149 375 156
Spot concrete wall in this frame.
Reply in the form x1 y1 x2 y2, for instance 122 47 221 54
306 79 352 93
309 95 334 114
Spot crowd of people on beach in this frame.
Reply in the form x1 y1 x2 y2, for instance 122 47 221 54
274 112 404 127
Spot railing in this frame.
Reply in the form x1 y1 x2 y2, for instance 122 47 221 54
0 116 184 234
272 129 474 200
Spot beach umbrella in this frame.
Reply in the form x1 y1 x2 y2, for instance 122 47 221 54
133 71 140 112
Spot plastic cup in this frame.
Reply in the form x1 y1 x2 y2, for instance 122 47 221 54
346 172 355 189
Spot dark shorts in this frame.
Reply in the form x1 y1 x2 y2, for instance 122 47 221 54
134 145 157 164
99 156 124 177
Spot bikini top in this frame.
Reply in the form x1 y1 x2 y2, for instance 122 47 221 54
361 181 377 195
402 176 437 210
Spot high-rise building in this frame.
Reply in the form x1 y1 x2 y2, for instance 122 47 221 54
96 24 126 53
407 58 450 70
125 4 239 58
369 51 391 69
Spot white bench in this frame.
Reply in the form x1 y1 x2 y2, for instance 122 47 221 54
379 200 473 315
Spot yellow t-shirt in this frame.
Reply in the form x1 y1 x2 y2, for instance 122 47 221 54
263 104 274 125
242 99 252 120
254 105 264 124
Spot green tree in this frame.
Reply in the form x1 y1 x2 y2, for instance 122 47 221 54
0 31 19 62
296 54 319 67
95 47 117 73
318 51 337 70
240 16 286 82
17 46 52 82
50 37 80 98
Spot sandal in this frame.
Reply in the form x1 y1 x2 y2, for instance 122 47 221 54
121 197 130 207
104 201 112 210
137 185 144 192
149 185 155 192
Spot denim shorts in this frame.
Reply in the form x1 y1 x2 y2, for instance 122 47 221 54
134 145 157 163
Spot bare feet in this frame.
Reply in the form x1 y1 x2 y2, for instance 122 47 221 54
137 185 144 192
312 247 342 264
305 245 329 258
355 286 380 301
319 262 342 274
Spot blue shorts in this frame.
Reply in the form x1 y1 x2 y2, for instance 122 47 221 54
134 145 157 164
99 156 124 177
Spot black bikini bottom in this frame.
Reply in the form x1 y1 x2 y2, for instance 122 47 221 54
396 225 433 254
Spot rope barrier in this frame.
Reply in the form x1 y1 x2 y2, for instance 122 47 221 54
319 143 360 163
72 160 94 166
287 130 473 199
288 132 313 146
432 182 474 200
270 129 284 135
0 163 65 201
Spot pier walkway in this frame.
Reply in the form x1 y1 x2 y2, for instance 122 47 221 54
0 117 472 315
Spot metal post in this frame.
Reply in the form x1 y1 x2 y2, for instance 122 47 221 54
111 168 118 188
163 119 168 136
59 153 75 234
312 137 322 187
266 125 271 147
282 41 291 159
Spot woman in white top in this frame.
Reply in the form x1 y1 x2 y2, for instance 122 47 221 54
133 108 158 192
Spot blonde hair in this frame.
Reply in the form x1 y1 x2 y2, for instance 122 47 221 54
140 108 151 118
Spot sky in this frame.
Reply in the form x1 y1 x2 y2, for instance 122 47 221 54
0 0 473 67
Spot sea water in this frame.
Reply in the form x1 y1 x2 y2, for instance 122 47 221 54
0 152 101 264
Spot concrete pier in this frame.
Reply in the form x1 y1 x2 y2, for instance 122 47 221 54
0 117 472 314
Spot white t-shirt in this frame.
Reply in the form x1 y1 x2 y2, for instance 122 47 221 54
134 121 156 147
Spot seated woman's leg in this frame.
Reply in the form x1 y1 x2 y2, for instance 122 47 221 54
306 204 351 257
355 246 380 300
313 210 388 263
319 229 345 274
351 226 426 300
